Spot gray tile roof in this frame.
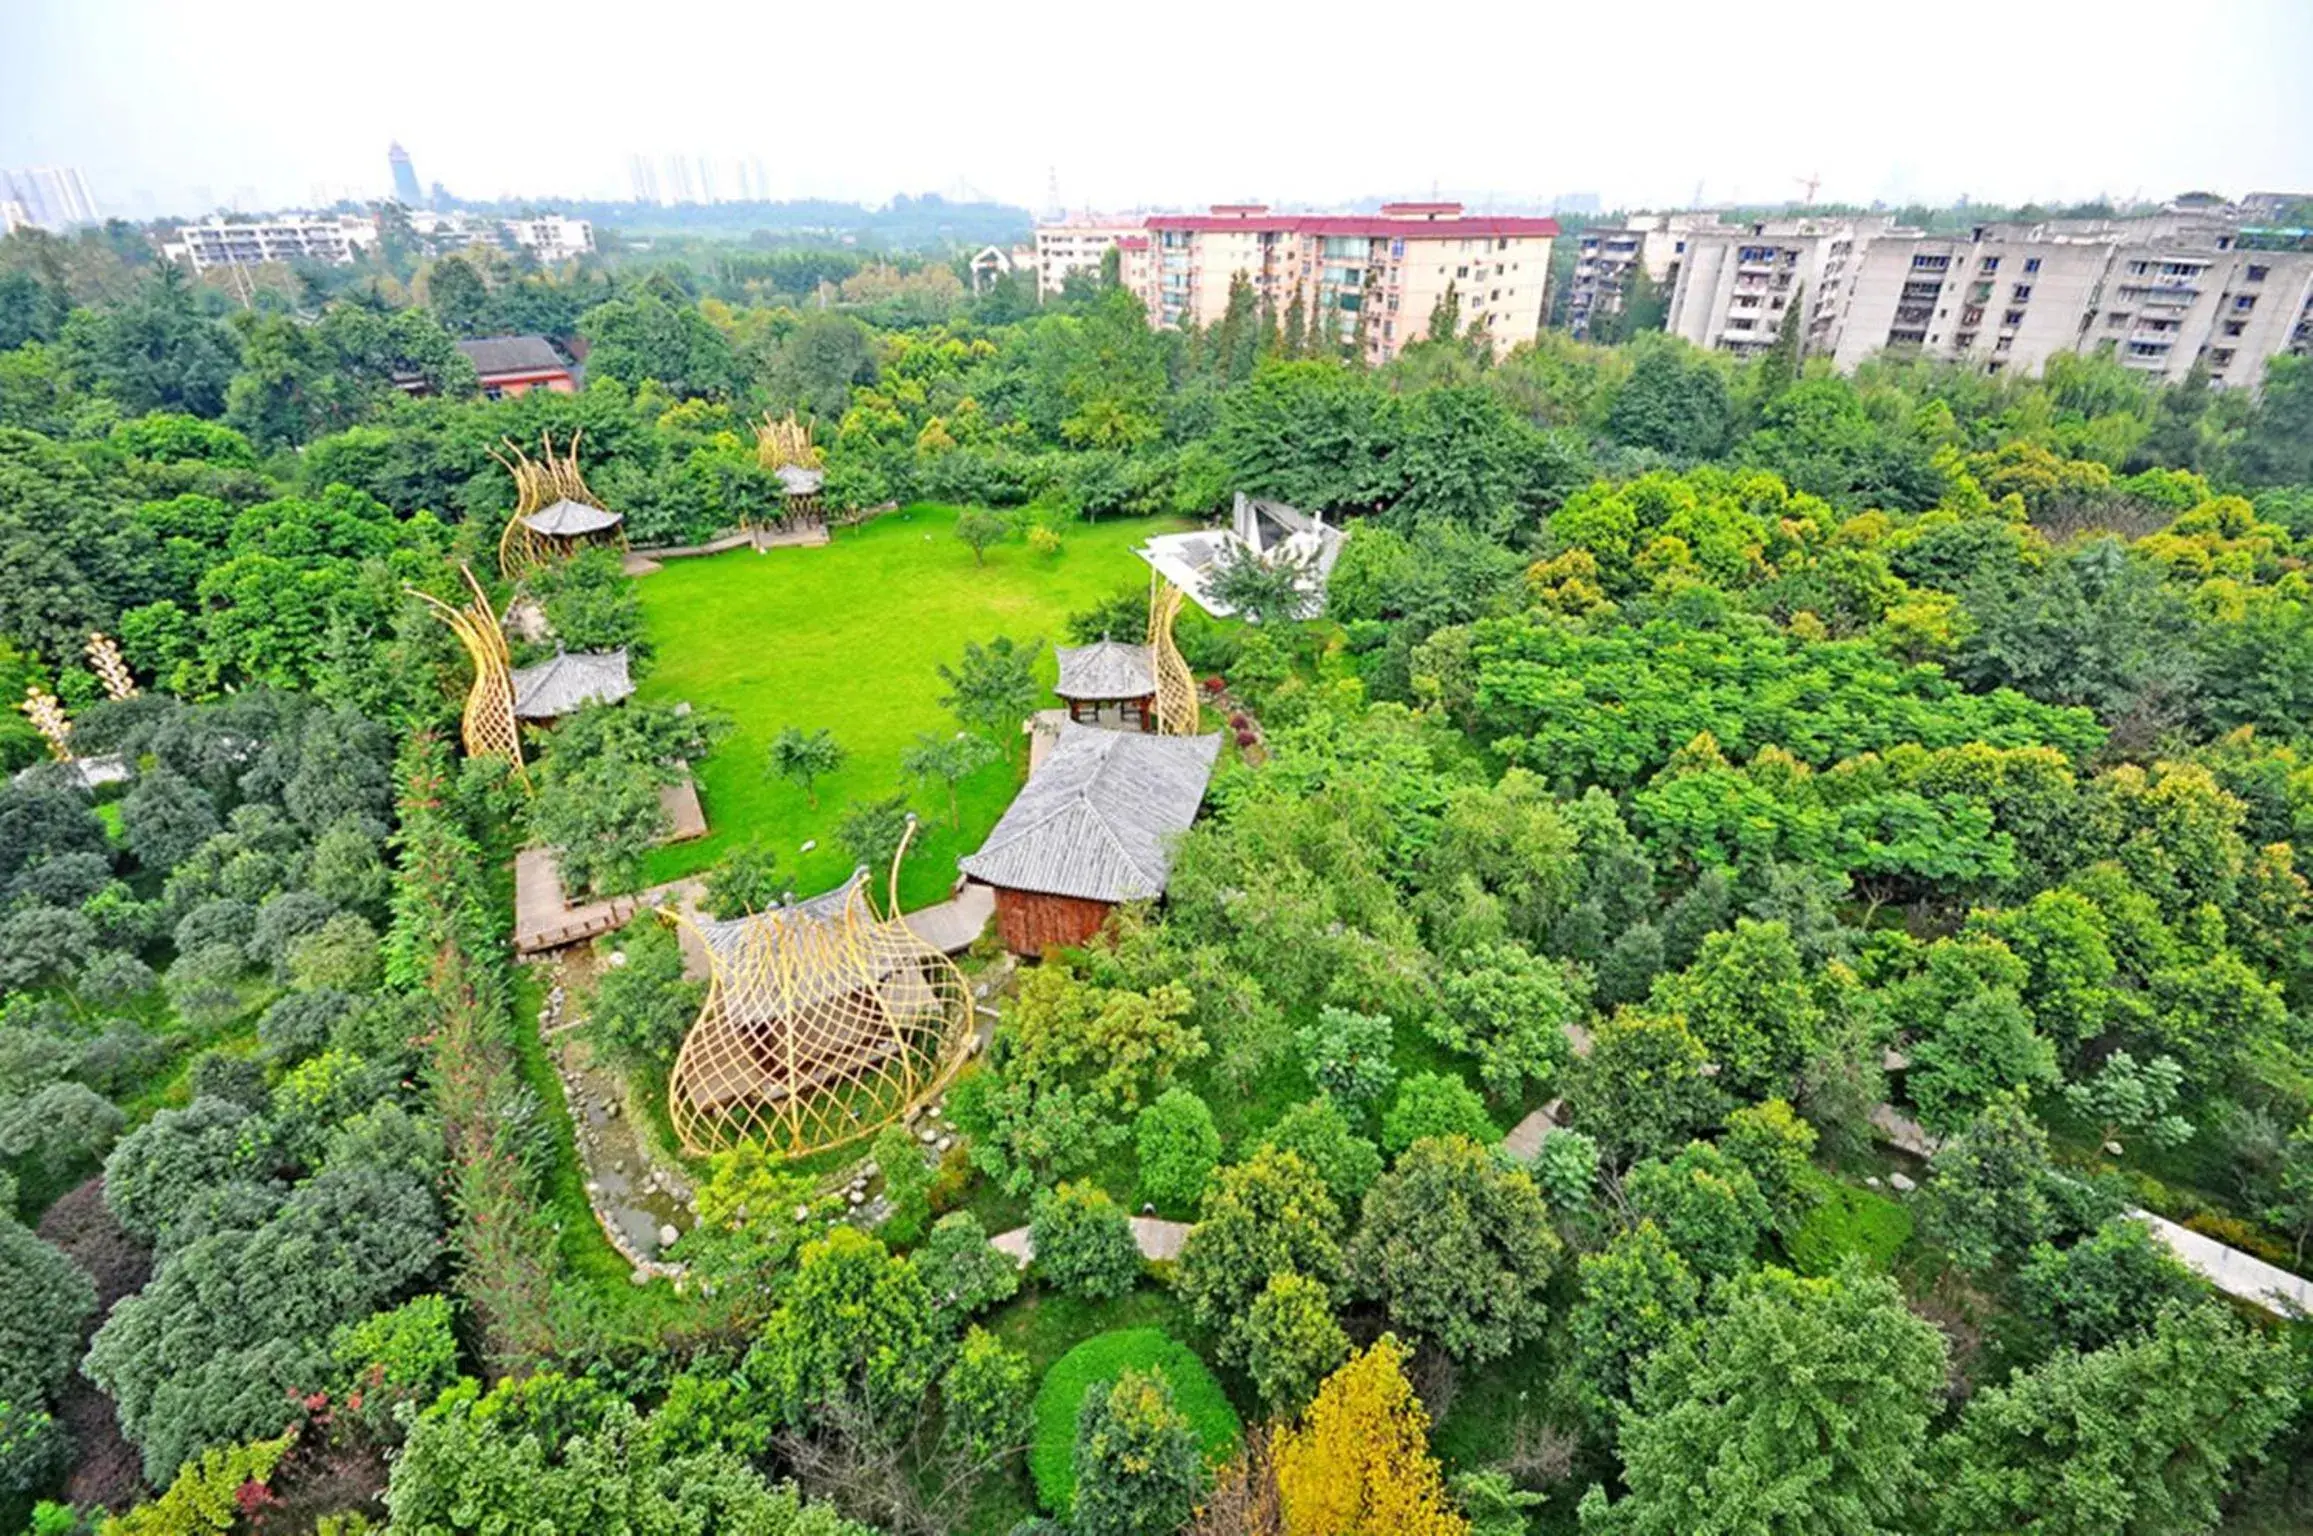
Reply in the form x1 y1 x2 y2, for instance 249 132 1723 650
522 498 623 536
510 648 635 719
1053 640 1155 701
456 335 569 377
694 868 867 964
959 723 1221 903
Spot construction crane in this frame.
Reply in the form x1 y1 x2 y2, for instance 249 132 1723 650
1795 171 1823 206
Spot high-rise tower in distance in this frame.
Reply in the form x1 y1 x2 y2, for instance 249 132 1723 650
388 142 421 205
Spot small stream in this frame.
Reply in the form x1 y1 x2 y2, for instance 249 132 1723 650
537 974 695 1280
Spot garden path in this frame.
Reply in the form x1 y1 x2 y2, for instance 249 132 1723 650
989 1215 1194 1269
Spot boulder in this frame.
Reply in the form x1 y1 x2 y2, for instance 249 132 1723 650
1888 1171 1917 1194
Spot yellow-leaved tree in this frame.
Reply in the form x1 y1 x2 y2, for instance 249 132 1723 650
1271 1334 1470 1536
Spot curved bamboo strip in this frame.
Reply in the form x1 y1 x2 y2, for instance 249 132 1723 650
1149 577 1201 736
408 564 528 789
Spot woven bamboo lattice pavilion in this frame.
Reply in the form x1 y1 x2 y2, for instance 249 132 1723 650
754 410 827 531
1149 577 1201 736
408 564 528 789
491 430 624 578
664 824 974 1157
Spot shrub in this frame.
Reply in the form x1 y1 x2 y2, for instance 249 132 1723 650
1030 1181 1141 1299
1135 1089 1221 1214
1380 1072 1497 1157
1030 1329 1240 1515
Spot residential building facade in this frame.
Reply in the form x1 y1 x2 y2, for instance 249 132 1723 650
1833 213 2313 388
502 214 595 263
1663 216 1894 358
1033 215 1145 296
1134 202 1559 364
163 215 379 271
1566 213 1721 338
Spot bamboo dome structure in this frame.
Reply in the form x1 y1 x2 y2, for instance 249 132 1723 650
663 823 974 1157
491 430 624 579
407 564 528 789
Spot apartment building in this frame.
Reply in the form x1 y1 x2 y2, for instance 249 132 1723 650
1834 213 2313 388
163 215 379 271
1134 202 1559 364
1034 216 1145 296
1566 213 1722 337
1664 217 1894 358
502 214 595 263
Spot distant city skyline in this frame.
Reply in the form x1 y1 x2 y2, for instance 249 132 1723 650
5 0 2310 223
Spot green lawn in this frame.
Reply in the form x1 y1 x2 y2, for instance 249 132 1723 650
634 504 1186 908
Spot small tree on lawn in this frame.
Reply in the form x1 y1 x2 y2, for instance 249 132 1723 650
1072 1368 1205 1536
702 838 786 917
939 635 1046 761
766 726 847 808
836 795 915 876
954 508 1008 566
900 730 1000 828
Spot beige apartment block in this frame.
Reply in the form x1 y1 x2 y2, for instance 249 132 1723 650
1567 213 1723 337
1664 217 1895 359
1834 214 2313 389
1134 203 1559 364
1033 216 1146 296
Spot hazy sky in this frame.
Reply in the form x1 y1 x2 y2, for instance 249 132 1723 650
5 0 2311 218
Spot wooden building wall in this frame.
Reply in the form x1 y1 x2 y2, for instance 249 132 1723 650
992 887 1115 958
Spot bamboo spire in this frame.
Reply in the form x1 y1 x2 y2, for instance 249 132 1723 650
1150 575 1200 736
489 429 617 579
20 684 71 762
754 410 823 471
407 564 528 790
84 632 138 701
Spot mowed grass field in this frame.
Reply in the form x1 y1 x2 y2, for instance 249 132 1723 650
634 503 1189 907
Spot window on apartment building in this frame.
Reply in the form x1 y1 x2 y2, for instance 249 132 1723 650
2223 319 2245 336
2004 310 2026 327
2212 347 2236 365
1987 360 2007 374
1980 256 2001 272
1995 335 2014 353
2236 295 2258 310
1728 317 1755 330
2245 264 2268 282
2011 284 2033 302
1955 331 1977 349
2024 257 2042 273
1675 240 1687 253
1490 290 1500 302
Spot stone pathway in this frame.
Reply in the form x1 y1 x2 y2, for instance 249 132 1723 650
2133 1211 2312 1316
989 1216 1194 1270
